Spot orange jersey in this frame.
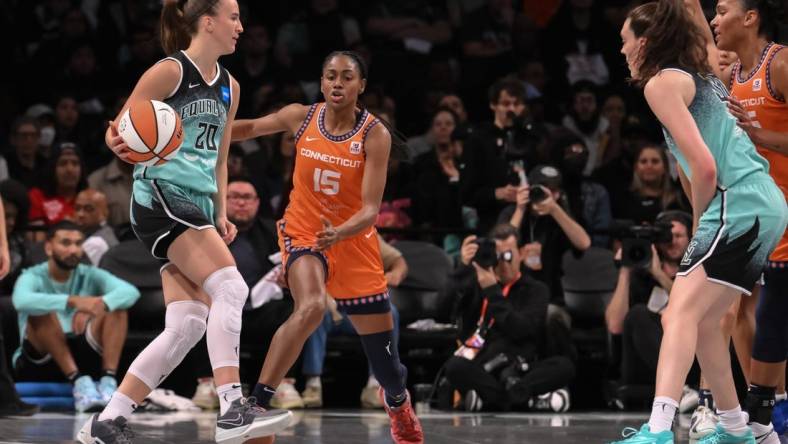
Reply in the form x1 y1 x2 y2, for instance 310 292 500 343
731 43 788 261
279 103 387 298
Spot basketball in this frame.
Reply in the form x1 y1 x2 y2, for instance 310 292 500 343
117 99 183 166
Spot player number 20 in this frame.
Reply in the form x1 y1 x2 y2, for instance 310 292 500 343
313 168 340 195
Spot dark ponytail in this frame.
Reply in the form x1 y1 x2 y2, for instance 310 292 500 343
628 0 711 87
742 0 785 40
322 50 411 161
160 0 220 55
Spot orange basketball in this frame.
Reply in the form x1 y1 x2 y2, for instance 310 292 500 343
117 99 183 166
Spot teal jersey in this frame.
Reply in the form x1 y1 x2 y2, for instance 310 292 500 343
133 51 233 194
661 68 771 187
11 262 140 363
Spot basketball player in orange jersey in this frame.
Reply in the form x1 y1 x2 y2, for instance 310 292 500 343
688 0 788 441
231 51 424 444
76 1 292 443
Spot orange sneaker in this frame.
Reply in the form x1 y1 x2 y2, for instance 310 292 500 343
379 387 424 444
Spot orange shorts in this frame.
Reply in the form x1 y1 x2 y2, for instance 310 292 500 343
277 220 388 300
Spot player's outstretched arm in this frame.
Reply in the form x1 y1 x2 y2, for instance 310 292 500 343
645 71 717 229
231 103 309 141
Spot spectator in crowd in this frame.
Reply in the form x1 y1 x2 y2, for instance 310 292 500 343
438 93 469 125
25 104 57 157
12 221 140 413
292 237 408 410
611 144 685 225
412 108 465 246
275 0 362 83
87 156 133 230
118 26 164 92
263 131 296 219
502 165 591 305
600 92 627 166
73 189 117 266
27 142 87 240
461 78 545 234
6 116 45 188
561 80 610 176
604 211 692 387
191 178 292 410
0 196 39 417
443 224 574 411
548 130 612 247
227 21 281 119
0 180 32 295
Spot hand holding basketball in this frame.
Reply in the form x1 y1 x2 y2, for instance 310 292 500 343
106 120 133 163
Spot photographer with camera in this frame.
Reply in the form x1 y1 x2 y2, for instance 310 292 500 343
460 78 548 234
442 224 574 412
604 211 692 386
502 165 591 305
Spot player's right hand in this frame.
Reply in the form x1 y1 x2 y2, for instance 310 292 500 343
73 296 107 317
460 235 478 266
106 120 134 163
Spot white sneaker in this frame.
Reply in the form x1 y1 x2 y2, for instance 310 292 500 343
680 385 700 413
749 420 780 444
301 385 322 408
528 388 571 413
145 388 200 411
689 405 718 441
192 377 220 410
270 378 304 409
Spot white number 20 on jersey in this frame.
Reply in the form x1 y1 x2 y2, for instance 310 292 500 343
313 168 340 195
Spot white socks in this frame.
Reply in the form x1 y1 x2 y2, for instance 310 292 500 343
217 383 243 415
648 396 678 433
306 376 321 390
98 391 137 422
718 405 749 435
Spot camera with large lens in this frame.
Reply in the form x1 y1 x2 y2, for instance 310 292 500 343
504 111 543 163
612 220 673 269
528 184 549 204
472 237 498 269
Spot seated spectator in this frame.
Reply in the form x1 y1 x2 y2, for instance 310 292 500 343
412 108 464 244
438 94 469 126
502 165 591 305
561 80 610 176
190 178 292 409
73 189 118 265
0 197 38 417
293 237 408 410
610 144 686 225
87 156 133 229
0 180 33 295
548 130 612 247
442 224 574 411
604 211 692 387
28 142 87 240
6 116 45 188
12 221 140 413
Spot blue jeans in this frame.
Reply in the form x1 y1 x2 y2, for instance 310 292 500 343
302 305 400 376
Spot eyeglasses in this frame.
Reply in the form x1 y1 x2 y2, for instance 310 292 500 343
228 193 258 202
497 250 513 263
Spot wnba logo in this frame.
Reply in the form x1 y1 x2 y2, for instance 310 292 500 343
350 141 362 155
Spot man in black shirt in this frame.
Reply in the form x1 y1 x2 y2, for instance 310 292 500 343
443 224 574 411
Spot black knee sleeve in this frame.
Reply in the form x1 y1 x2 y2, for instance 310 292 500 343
359 330 406 397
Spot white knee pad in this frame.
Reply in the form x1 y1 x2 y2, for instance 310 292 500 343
128 300 208 389
203 266 248 369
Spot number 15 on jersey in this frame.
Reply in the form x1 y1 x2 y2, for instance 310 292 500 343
314 168 340 195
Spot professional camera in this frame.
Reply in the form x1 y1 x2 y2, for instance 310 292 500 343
612 220 673 269
528 184 549 204
473 237 498 269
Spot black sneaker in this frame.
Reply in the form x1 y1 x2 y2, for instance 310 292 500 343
76 414 135 444
0 399 39 417
215 397 293 444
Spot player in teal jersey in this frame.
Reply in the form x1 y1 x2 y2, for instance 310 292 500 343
76 1 292 443
609 1 787 443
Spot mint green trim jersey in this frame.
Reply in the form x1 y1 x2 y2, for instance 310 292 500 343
660 68 771 187
133 51 233 194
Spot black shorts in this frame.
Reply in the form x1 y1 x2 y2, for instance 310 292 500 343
14 334 102 382
131 179 215 261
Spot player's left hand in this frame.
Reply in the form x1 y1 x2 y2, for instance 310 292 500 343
216 216 238 244
316 215 340 251
725 96 756 134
